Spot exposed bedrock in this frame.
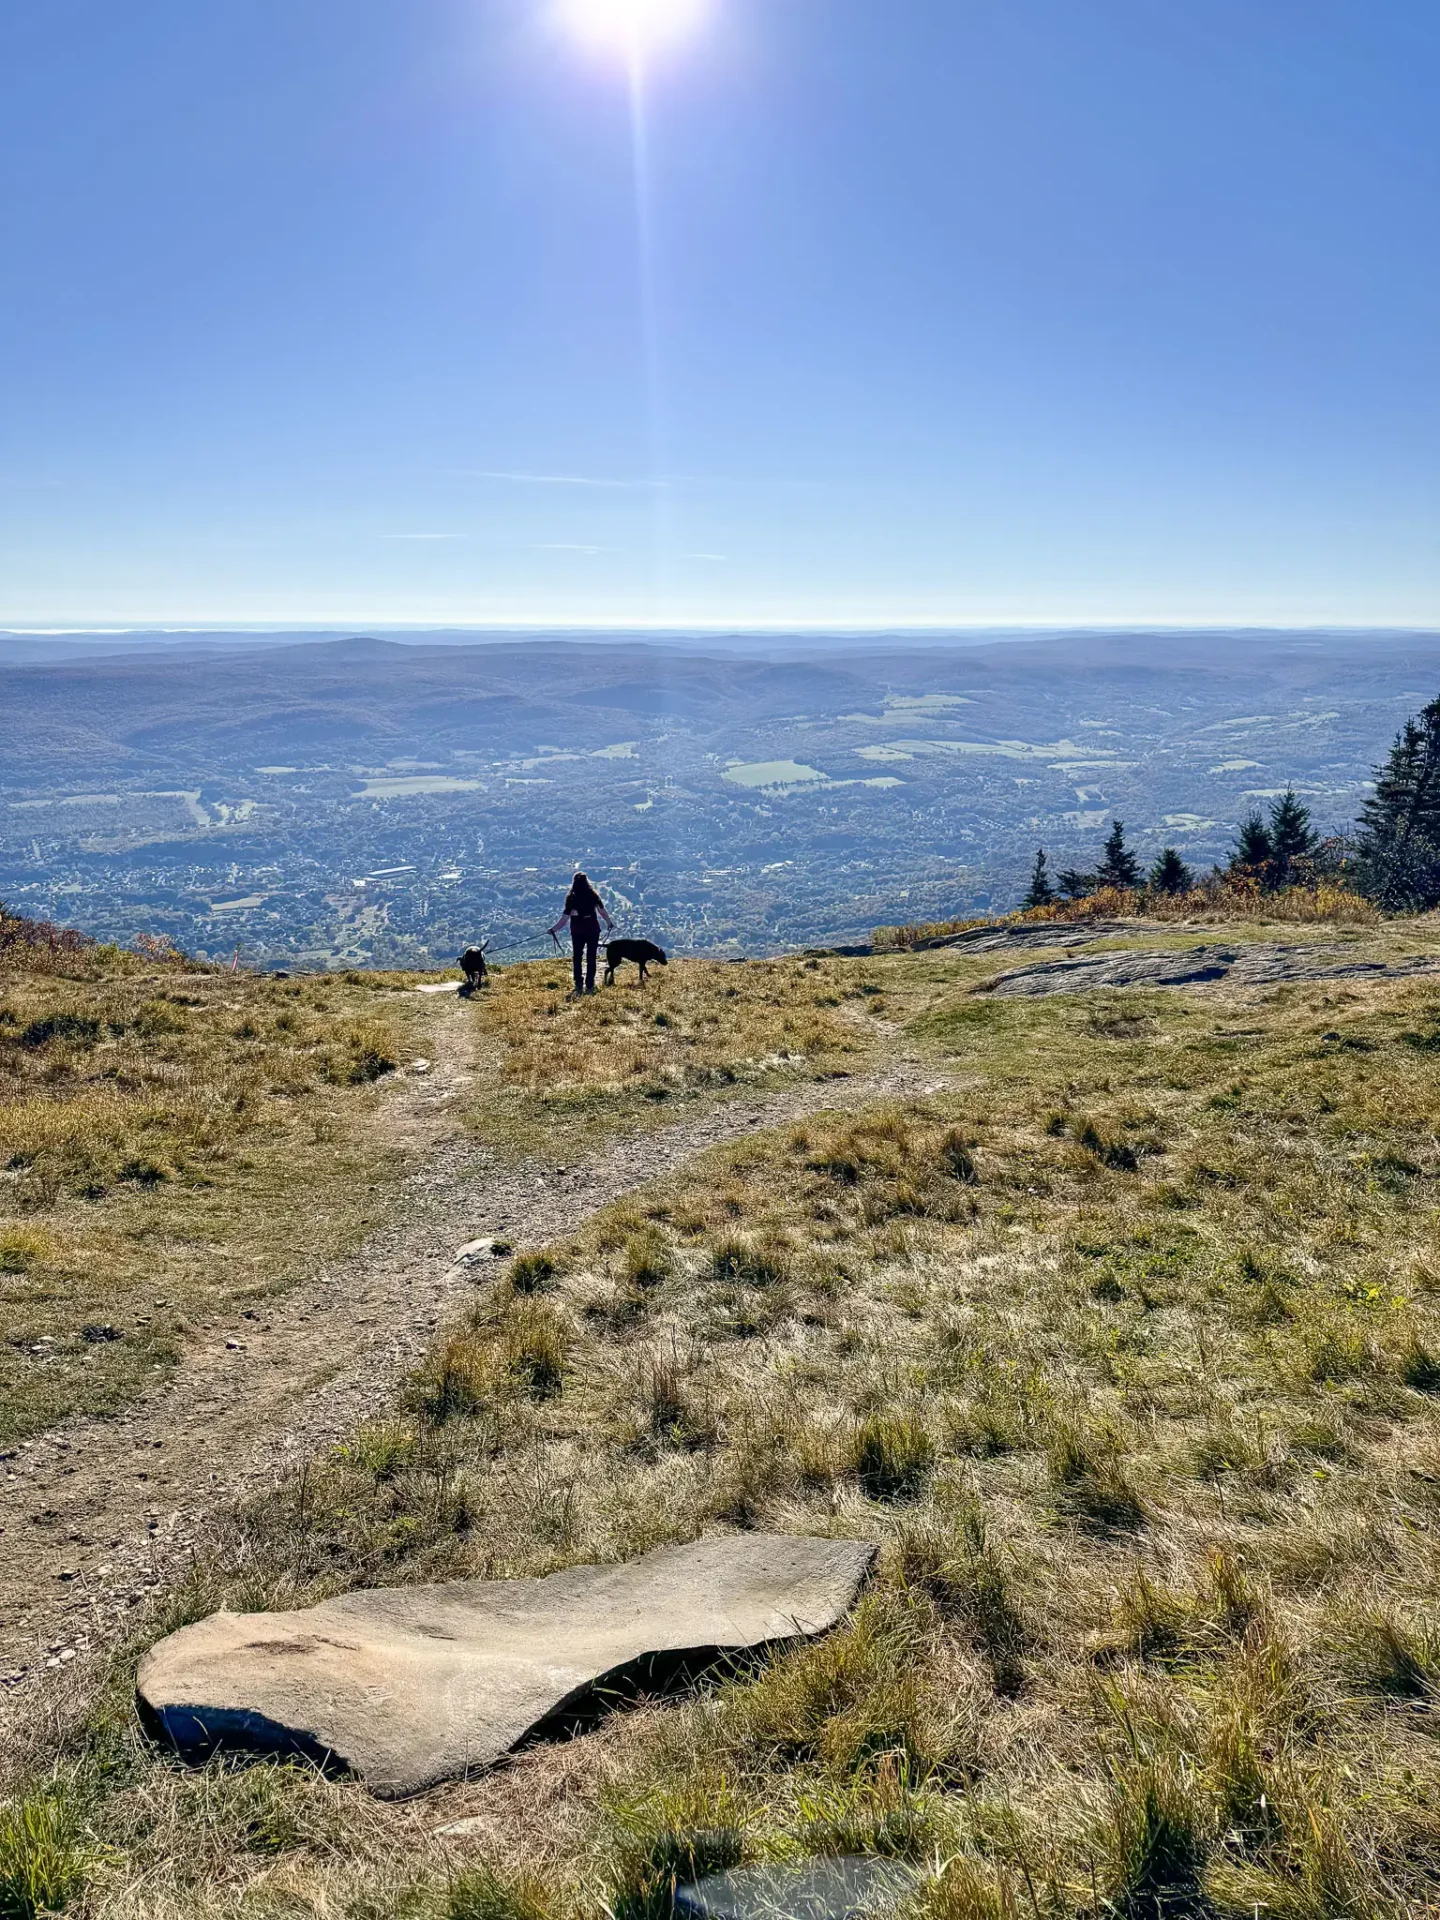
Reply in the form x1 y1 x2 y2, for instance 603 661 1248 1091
977 942 1440 998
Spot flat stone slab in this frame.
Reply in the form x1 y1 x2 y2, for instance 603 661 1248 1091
677 1859 917 1920
136 1534 875 1798
977 942 1440 999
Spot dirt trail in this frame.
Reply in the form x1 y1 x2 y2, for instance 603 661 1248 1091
0 995 945 1713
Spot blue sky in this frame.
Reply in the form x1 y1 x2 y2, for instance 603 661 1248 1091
2 0 1436 628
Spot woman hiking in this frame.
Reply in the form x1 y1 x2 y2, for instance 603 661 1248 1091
550 871 613 997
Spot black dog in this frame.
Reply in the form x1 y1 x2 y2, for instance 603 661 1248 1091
459 943 490 992
603 938 667 985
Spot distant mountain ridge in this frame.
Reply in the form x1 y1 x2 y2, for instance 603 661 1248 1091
3 629 1440 967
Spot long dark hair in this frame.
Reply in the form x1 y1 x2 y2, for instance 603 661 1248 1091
565 871 600 915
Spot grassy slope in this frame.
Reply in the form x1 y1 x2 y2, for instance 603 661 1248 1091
0 948 427 1442
458 951 882 1158
11 918 1440 1918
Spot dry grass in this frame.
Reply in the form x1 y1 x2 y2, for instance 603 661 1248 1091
19 923 1440 1915
1018 880 1382 927
458 955 878 1155
872 918 990 953
874 883 1380 951
0 948 420 1439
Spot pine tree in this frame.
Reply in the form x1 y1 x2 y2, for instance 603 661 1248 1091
1022 848 1055 909
1096 819 1141 889
1355 698 1440 909
1231 811 1274 880
1267 789 1319 884
1147 848 1193 895
1057 867 1099 901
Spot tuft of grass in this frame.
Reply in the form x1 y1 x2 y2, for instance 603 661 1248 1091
1337 1606 1440 1700
895 1507 1029 1691
599 1781 744 1920
938 1128 978 1184
509 1251 558 1294
625 1229 674 1289
1401 1334 1440 1392
335 1421 420 1481
443 1862 554 1920
848 1412 935 1504
920 1856 1020 1920
334 1018 399 1084
1047 1419 1146 1530
503 1300 569 1400
411 1329 498 1423
0 1781 90 1920
0 1225 56 1275
1103 1751 1210 1920
632 1348 716 1451
722 1593 954 1779
709 1236 789 1289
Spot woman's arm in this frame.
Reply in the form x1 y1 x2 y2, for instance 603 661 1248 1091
549 911 571 939
597 901 614 930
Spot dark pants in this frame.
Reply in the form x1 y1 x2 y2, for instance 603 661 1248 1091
571 921 599 994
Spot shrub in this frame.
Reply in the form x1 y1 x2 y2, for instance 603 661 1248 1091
872 917 988 952
0 905 92 974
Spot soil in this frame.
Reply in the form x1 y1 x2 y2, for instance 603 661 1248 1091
0 991 944 1724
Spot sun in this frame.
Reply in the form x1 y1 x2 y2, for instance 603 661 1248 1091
562 0 708 58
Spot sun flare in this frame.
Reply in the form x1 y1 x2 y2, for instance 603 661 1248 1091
562 0 708 58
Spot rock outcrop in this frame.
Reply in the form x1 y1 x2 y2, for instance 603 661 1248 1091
977 942 1440 998
137 1533 875 1797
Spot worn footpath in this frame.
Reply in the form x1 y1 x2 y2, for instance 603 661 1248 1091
0 988 944 1726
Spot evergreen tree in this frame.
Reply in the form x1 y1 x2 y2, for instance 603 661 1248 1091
1147 848 1193 895
1268 788 1319 884
1022 847 1055 909
1230 810 1274 879
1096 818 1141 889
1057 867 1099 901
1355 698 1440 909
